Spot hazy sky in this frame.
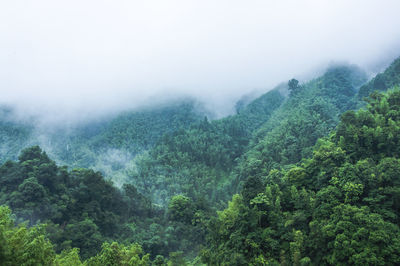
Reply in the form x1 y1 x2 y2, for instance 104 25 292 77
1 0 400 121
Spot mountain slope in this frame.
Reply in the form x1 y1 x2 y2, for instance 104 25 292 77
124 64 369 207
1 56 400 264
126 89 285 205
202 87 400 266
0 101 204 181
358 57 400 98
0 107 34 164
234 65 366 191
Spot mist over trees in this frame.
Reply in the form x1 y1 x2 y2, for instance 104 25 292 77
0 54 399 265
2 1 400 124
2 0 400 264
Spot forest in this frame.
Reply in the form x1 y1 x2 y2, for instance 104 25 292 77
0 56 400 265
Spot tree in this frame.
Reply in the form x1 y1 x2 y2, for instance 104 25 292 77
168 195 194 224
288 78 300 95
85 242 150 266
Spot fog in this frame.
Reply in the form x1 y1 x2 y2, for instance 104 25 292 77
1 0 400 123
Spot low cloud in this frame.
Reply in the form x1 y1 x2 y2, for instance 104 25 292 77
1 0 400 122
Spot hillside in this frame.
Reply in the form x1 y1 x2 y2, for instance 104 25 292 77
0 101 205 182
202 88 400 265
200 57 400 264
127 88 285 205
1 56 400 264
127 64 367 206
358 57 400 98
236 65 366 186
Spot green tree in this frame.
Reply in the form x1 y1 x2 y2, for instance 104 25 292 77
168 195 194 224
288 78 300 95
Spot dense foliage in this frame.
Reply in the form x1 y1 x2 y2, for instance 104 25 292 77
0 205 150 265
0 146 212 261
202 89 400 265
0 101 204 183
128 89 284 205
0 56 399 264
128 65 366 207
238 65 366 183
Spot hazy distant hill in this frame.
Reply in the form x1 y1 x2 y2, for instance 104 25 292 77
358 56 400 98
0 101 205 175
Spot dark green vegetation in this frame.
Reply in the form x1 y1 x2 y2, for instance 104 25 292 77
237 65 366 183
0 101 204 184
0 205 150 265
128 89 285 206
0 145 214 262
202 89 400 265
0 56 400 265
127 64 367 208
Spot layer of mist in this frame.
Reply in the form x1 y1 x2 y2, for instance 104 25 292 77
1 1 400 124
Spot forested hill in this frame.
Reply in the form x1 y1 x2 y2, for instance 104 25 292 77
0 101 205 181
1 56 400 265
358 56 400 98
203 88 400 265
0 62 369 190
128 88 285 205
200 56 400 265
127 64 367 206
237 65 366 185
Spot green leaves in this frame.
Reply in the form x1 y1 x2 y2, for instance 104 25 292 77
85 242 150 266
0 205 156 265
168 195 194 224
0 206 55 266
202 89 400 265
320 204 400 265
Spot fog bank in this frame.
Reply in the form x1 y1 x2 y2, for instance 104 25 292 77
1 0 400 122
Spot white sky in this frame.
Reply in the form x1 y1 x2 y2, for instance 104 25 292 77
1 0 400 121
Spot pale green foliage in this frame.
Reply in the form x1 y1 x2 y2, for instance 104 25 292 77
85 242 150 266
55 248 83 266
0 205 55 266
